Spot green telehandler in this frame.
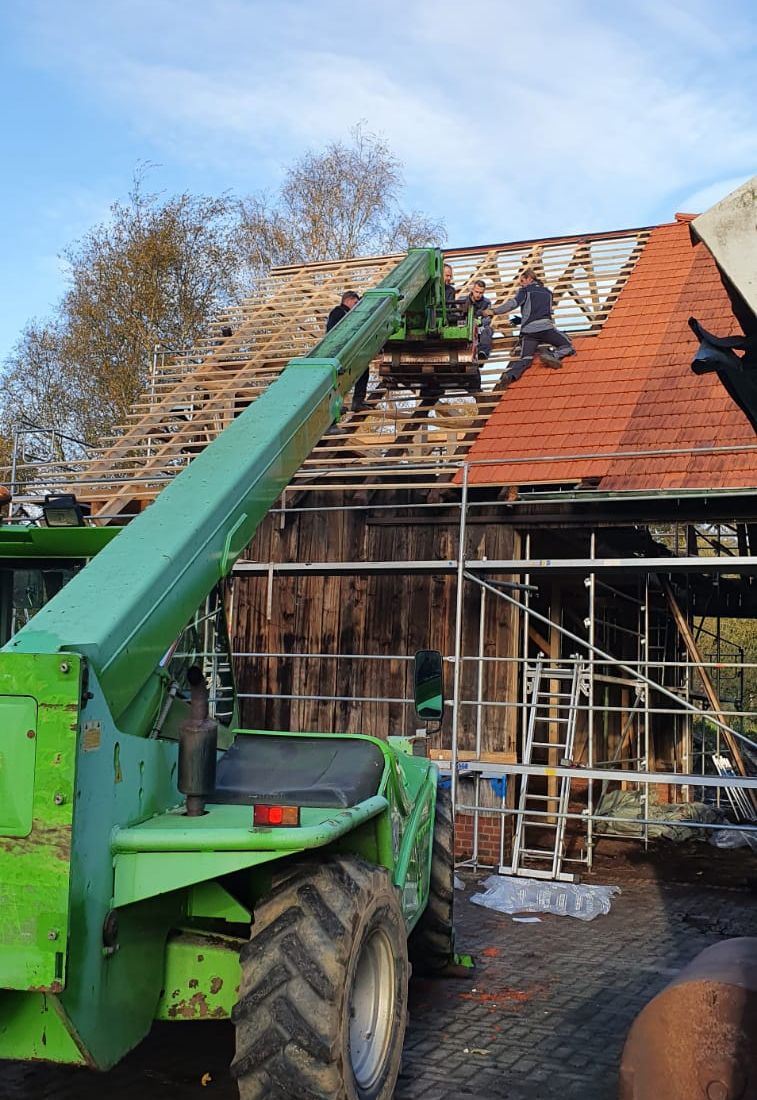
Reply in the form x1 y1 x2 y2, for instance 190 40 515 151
0 248 469 1099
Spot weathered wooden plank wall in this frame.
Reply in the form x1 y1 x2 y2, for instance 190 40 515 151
231 500 686 790
231 499 519 756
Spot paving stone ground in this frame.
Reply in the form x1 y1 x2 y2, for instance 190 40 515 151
3 868 756 1099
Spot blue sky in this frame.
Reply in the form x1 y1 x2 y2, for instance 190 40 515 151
1 0 755 366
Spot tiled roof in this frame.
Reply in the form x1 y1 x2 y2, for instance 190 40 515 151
466 218 757 492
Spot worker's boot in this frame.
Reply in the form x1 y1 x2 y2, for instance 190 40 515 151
493 370 512 393
536 346 562 369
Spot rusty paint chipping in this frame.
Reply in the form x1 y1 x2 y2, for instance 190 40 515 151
166 992 225 1020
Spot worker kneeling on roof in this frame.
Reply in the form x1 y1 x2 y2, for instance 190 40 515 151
486 267 576 382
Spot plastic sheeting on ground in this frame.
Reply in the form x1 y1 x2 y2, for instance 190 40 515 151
709 827 757 851
594 789 722 842
470 874 620 921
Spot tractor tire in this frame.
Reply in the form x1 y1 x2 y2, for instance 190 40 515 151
408 786 455 975
231 855 409 1100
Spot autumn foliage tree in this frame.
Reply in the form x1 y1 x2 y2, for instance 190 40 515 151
1 178 245 449
1 132 445 452
240 126 445 268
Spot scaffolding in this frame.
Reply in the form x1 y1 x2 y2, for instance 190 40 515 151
6 432 756 875
228 454 757 874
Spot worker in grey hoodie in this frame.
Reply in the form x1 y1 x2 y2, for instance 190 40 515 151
485 268 576 381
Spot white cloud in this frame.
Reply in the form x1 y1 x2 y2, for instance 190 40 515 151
11 0 757 244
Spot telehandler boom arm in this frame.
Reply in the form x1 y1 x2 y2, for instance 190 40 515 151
4 248 442 728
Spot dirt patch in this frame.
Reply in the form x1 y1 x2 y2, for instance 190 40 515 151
459 986 542 1005
587 835 757 889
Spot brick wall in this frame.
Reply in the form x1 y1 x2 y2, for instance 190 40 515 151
455 810 510 867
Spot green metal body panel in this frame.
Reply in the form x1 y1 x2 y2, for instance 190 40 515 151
155 931 245 1021
390 316 474 344
110 729 438 926
0 696 37 836
385 259 474 346
112 797 390 855
146 737 439 1026
187 882 251 923
0 526 119 561
0 654 79 993
0 991 87 1065
0 655 188 1067
0 248 445 1069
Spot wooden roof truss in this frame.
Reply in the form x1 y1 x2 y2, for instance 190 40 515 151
9 229 650 517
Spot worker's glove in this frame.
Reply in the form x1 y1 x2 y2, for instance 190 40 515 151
481 308 495 318
510 315 521 326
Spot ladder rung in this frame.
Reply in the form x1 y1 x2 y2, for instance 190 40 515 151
531 740 570 749
524 821 558 829
520 849 554 858
525 794 561 803
533 716 571 724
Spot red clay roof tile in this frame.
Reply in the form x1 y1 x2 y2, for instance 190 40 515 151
466 220 757 492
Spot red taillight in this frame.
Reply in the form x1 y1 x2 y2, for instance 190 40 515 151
253 804 300 827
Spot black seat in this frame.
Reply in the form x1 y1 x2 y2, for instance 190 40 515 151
213 733 385 809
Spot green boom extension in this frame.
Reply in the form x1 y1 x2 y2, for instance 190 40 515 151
0 248 455 1098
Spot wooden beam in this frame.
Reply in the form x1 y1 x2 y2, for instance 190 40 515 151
428 749 517 764
528 624 551 654
661 577 757 810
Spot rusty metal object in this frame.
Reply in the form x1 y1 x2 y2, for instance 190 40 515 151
178 666 218 816
619 937 757 1100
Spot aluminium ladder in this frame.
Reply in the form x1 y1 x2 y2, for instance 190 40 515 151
712 753 754 822
502 655 590 882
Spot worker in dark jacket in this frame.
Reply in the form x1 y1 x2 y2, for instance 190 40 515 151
444 262 466 326
444 263 456 304
325 290 370 412
456 279 493 359
326 290 360 332
486 268 576 381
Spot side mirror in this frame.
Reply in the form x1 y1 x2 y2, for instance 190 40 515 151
413 649 444 724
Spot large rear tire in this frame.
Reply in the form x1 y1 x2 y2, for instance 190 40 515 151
231 856 409 1100
408 786 455 975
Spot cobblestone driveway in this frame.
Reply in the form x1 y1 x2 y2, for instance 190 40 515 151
3 872 756 1099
